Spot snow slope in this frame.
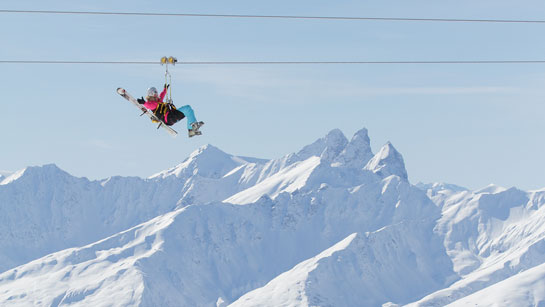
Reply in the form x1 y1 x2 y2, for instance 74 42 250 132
0 164 186 272
225 156 321 205
447 261 545 306
409 184 545 306
0 169 23 185
0 209 180 307
0 170 13 178
232 221 452 307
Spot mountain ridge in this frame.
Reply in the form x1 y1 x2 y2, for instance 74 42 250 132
0 128 544 306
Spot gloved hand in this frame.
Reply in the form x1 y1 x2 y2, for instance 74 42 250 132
164 83 170 89
137 97 145 104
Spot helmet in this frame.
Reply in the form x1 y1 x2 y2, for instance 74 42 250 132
146 87 158 98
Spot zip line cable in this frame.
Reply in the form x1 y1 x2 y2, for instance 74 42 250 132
2 9 545 24
0 60 158 65
2 60 545 65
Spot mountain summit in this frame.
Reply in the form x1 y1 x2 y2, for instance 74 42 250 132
333 127 374 168
150 144 265 180
296 128 348 162
364 141 408 180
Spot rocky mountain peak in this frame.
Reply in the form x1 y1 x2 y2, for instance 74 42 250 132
364 142 408 181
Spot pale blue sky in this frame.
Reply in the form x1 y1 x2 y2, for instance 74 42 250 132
1 0 544 190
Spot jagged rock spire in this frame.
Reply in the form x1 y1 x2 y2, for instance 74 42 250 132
296 129 348 162
333 128 374 168
364 142 408 181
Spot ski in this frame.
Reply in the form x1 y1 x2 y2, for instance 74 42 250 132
117 87 178 137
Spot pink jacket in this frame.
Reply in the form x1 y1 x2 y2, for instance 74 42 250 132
143 87 167 110
144 87 169 122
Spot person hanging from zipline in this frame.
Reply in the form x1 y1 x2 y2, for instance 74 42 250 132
137 84 203 137
116 56 204 137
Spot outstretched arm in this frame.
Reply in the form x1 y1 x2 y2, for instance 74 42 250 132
159 84 169 102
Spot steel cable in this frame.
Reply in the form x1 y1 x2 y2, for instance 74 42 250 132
1 9 545 24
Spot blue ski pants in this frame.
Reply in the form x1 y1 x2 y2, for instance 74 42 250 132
177 105 197 130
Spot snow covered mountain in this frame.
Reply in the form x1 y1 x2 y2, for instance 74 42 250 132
0 127 544 306
410 184 545 306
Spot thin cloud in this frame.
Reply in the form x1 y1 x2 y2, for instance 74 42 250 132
178 66 519 102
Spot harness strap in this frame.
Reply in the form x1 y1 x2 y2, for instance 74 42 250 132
154 102 165 116
153 102 175 119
